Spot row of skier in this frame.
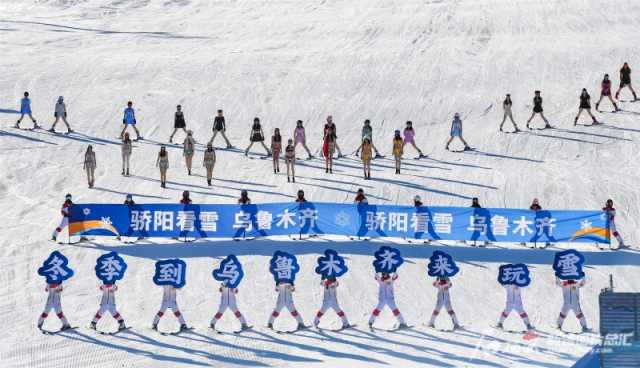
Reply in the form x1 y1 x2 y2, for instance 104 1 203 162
50 192 626 249
38 263 592 335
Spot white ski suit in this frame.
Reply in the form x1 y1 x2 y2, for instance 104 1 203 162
556 278 587 329
153 285 186 326
313 279 349 327
497 285 531 328
92 284 124 324
211 284 247 327
428 278 460 326
368 273 406 325
268 282 304 325
38 283 70 327
604 206 625 247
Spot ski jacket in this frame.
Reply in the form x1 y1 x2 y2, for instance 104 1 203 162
602 206 616 221
123 107 136 124
450 118 462 136
362 125 372 140
620 67 631 84
20 97 31 114
174 111 186 128
579 93 591 109
214 116 226 131
376 273 397 300
533 96 543 112
61 200 73 217
99 284 118 305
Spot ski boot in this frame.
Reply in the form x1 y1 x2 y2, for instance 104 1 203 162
240 323 250 331
151 323 158 331
90 321 97 330
452 323 461 330
126 169 130 176
179 324 188 332
122 169 125 175
48 127 55 133
573 117 578 126
118 321 127 331
60 324 72 331
614 103 619 111
495 322 503 330
267 323 274 330
397 323 409 329
207 179 212 186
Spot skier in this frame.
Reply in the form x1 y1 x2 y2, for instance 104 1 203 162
357 137 376 179
520 198 547 248
414 195 423 207
356 120 382 158
245 117 270 156
156 146 169 188
574 88 599 125
238 190 251 205
354 188 368 204
180 190 192 204
120 101 141 140
403 121 425 158
555 277 588 332
121 132 133 176
603 199 625 248
471 197 481 208
271 128 282 174
124 193 135 205
495 283 533 331
313 275 350 329
49 96 72 133
614 62 637 101
37 281 72 331
267 280 305 330
323 115 343 158
295 189 306 203
51 194 73 241
15 91 39 129
499 94 520 132
152 284 188 332
182 130 196 175
90 283 126 331
323 125 337 173
169 105 187 143
368 272 407 329
427 276 461 329
203 143 216 186
445 113 471 151
210 280 249 331
392 129 403 174
209 109 233 148
285 138 296 183
293 120 313 159
526 90 551 129
595 74 619 112
83 145 97 188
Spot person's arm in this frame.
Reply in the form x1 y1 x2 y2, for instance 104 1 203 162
156 154 160 167
83 153 87 170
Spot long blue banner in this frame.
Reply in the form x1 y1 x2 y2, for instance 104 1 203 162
68 203 611 244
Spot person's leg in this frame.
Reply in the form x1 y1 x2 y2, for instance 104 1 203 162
608 95 619 111
411 142 423 155
445 136 454 149
443 294 459 326
540 112 550 125
209 130 218 145
429 293 445 326
586 108 597 123
574 108 583 124
459 136 470 147
386 298 405 324
508 112 518 130
16 114 25 126
500 113 507 130
221 130 232 147
38 304 52 328
368 299 386 325
133 125 141 139
53 301 69 327
62 116 71 130
526 112 536 125
314 301 330 326
120 125 127 138
629 84 638 99
498 305 512 326
245 141 254 155
291 162 296 181
573 304 588 329
153 302 168 326
556 302 570 328
514 303 531 328
52 217 68 240
51 117 59 131
302 141 312 156
595 95 604 110
169 128 177 142
260 141 271 155
268 298 285 326
210 300 228 326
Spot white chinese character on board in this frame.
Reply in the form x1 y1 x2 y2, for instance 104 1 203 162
388 212 409 232
432 213 453 234
97 255 124 282
176 211 195 231
490 215 509 236
299 208 318 228
411 213 430 233
233 211 253 231
257 210 273 230
131 210 152 231
512 216 534 236
276 209 296 229
535 217 556 236
366 211 386 231
154 211 174 231
199 211 219 232
467 215 488 235
273 256 293 279
555 254 581 278
431 254 454 275
157 262 183 285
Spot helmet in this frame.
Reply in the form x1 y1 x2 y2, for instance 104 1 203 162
65 193 72 200
297 189 304 196
454 112 460 118
182 190 190 197
414 195 421 202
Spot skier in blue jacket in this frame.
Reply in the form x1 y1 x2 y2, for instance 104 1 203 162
15 91 40 129
120 101 141 140
445 113 471 151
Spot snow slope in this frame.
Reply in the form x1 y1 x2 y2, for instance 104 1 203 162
1 0 640 367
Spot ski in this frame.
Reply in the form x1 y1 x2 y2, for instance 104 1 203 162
160 327 194 336
40 326 78 335
96 326 131 335
318 324 356 332
277 325 310 334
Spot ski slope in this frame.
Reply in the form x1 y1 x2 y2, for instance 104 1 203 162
1 0 640 367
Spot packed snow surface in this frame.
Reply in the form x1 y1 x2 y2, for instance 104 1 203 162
1 0 640 367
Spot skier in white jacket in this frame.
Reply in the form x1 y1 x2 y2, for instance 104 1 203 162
496 284 533 331
90 283 126 331
37 282 72 330
210 281 249 331
368 272 407 328
49 96 72 133
555 277 588 332
267 281 305 330
313 276 350 329
427 276 461 329
152 285 188 331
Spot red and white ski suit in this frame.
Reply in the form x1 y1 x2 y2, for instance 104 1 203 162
368 273 406 325
603 206 625 247
268 282 304 325
211 284 247 327
497 285 531 327
556 278 587 329
153 285 186 325
428 278 459 326
38 283 69 327
92 284 124 324
51 200 72 239
313 279 349 326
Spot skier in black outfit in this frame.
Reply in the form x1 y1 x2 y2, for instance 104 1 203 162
574 89 599 126
124 194 135 205
169 105 187 143
245 117 271 156
615 62 637 101
471 197 481 208
209 109 233 148
295 190 307 203
526 90 551 129
238 190 251 205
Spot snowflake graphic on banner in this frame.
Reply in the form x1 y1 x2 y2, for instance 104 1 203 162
552 249 585 280
372 246 404 273
497 263 531 287
269 251 300 284
212 255 244 288
94 251 128 284
315 249 348 278
334 211 351 227
37 251 74 284
427 250 460 278
153 259 187 288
